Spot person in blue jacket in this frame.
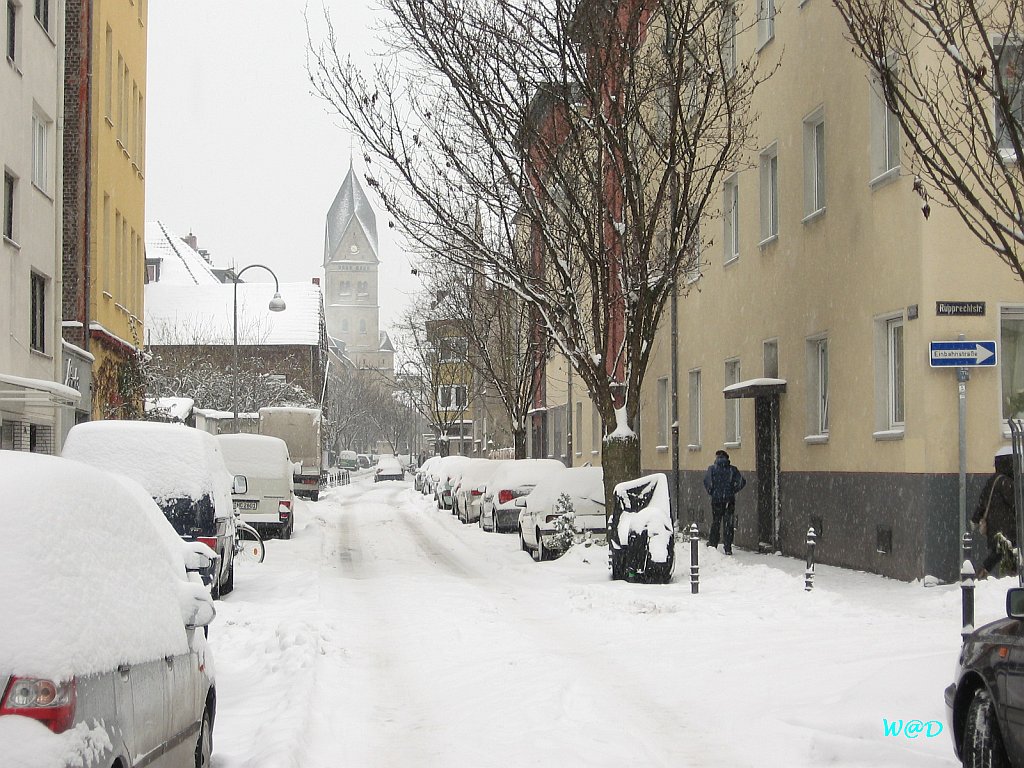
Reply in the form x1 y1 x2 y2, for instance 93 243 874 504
703 450 746 555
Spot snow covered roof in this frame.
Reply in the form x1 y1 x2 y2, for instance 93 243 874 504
0 373 81 405
324 163 378 266
722 378 787 399
145 281 324 347
145 220 222 286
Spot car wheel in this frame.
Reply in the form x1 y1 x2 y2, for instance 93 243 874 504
221 559 235 596
537 530 547 562
210 575 221 601
610 546 626 581
963 688 1009 768
194 708 212 768
311 491 319 502
519 526 528 551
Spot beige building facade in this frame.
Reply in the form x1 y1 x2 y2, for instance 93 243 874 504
545 0 1020 581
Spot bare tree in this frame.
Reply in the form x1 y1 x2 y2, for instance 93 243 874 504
309 0 767 512
833 0 1024 282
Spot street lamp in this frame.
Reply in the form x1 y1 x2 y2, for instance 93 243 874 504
233 264 286 433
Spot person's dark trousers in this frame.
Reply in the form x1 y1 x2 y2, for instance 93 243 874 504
708 499 736 550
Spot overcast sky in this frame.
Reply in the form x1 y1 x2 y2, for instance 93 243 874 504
145 1 420 332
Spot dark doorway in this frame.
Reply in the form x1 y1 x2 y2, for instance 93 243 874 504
754 395 781 551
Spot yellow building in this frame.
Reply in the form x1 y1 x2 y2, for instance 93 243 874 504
63 0 148 419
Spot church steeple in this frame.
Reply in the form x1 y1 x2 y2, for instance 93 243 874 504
323 162 379 267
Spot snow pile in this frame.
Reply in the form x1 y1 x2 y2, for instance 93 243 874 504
218 434 292 479
144 396 195 421
613 473 673 562
62 421 235 519
0 453 190 681
0 716 113 768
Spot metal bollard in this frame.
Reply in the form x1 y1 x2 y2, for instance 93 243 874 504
961 532 976 643
689 522 700 594
805 527 817 591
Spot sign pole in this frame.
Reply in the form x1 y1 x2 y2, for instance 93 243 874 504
957 333 970 567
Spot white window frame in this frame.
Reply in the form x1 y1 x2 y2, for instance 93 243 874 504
869 58 901 183
575 401 583 456
886 318 904 429
757 0 775 49
31 111 48 194
591 405 600 454
995 40 1024 156
30 270 46 352
723 175 739 263
759 144 779 244
688 368 702 449
3 169 15 242
725 359 741 446
806 336 829 441
7 1 18 65
1000 305 1024 426
721 0 737 77
803 108 826 219
763 338 779 378
32 0 46 33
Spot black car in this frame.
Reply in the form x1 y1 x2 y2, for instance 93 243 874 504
945 587 1024 768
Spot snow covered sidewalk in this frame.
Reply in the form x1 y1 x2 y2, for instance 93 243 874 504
206 477 1001 767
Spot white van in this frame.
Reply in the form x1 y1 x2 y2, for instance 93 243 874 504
218 434 296 539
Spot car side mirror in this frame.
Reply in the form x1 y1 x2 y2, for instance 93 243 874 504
181 541 218 572
232 475 248 495
179 582 216 630
1007 587 1024 619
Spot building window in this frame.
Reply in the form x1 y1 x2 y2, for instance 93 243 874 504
723 175 739 263
31 112 48 193
688 369 702 448
116 53 124 141
145 261 159 284
439 336 468 362
757 0 775 49
359 318 367 335
104 27 112 119
996 42 1024 154
3 171 14 241
657 376 669 447
550 405 565 458
6 1 16 62
725 360 740 444
759 144 779 243
1002 306 1024 420
33 0 46 32
438 385 467 409
341 318 349 333
869 60 901 179
30 271 45 352
807 337 829 437
887 318 904 428
803 110 826 217
763 339 779 378
592 406 600 453
721 0 737 77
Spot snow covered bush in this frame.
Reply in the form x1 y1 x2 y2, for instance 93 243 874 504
551 493 578 551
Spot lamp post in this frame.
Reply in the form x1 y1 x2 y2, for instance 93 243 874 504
233 264 286 433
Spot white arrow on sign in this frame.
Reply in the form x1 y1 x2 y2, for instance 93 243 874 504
929 340 998 367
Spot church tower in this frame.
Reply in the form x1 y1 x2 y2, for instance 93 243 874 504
323 163 394 373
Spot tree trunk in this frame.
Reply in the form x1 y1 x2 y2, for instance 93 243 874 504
513 427 527 459
601 433 641 528
438 439 450 457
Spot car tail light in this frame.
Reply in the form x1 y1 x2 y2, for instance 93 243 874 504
279 500 292 522
471 489 482 497
1 677 77 733
197 537 218 553
498 489 513 505
545 514 559 524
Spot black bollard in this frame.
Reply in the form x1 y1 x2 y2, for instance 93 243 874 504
805 527 817 591
961 532 976 643
689 522 699 595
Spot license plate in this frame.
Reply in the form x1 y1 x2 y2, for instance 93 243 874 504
233 500 258 511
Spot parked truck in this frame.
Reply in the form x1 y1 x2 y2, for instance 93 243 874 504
258 407 324 501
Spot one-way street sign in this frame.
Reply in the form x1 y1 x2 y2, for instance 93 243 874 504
929 340 997 367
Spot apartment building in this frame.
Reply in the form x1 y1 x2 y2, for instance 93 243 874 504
63 0 147 420
1 0 79 452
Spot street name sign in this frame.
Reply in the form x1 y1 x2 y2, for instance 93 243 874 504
929 340 997 367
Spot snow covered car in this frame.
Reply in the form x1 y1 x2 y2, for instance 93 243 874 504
944 587 1024 768
374 455 405 482
608 473 675 583
415 456 438 493
431 456 474 511
338 450 359 472
218 433 296 539
479 459 567 533
454 459 509 524
63 420 239 599
520 466 606 560
0 452 217 768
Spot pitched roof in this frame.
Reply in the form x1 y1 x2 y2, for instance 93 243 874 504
379 331 395 353
144 221 222 286
145 282 324 347
323 163 378 266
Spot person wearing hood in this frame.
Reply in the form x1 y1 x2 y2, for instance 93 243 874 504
703 450 746 555
971 446 1018 579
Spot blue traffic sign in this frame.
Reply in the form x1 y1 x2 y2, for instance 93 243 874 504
929 340 997 367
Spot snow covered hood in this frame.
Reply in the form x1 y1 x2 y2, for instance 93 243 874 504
0 453 191 680
527 466 604 514
489 459 567 491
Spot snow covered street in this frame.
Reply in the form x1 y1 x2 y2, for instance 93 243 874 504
207 474 1005 767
